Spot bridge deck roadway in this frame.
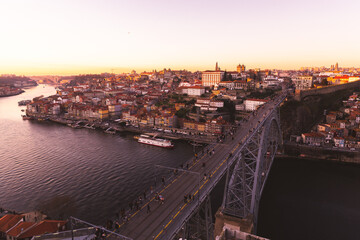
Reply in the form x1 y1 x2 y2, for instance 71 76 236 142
115 93 286 240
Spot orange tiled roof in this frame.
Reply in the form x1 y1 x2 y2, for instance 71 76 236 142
302 132 325 138
18 220 67 238
246 98 269 102
0 215 23 233
6 222 36 237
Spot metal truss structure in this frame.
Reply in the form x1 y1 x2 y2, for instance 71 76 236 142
222 108 282 232
177 195 214 240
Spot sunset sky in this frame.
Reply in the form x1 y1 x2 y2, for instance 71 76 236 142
1 0 359 75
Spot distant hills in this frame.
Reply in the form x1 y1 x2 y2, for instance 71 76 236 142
0 75 37 87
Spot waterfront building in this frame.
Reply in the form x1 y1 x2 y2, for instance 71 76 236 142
301 132 325 146
183 120 206 132
333 137 345 147
108 104 122 117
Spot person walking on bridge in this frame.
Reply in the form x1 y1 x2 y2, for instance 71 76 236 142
161 176 165 186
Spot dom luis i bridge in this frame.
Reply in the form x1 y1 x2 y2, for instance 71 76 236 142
72 90 288 240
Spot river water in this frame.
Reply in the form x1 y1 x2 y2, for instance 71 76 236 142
0 84 194 224
1 85 359 239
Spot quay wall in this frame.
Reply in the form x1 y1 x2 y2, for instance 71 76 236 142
294 80 360 101
283 142 360 164
41 116 216 144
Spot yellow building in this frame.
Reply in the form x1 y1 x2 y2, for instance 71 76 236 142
175 103 185 111
98 108 109 119
184 121 196 130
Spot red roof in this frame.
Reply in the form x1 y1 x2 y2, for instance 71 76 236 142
302 132 325 138
246 98 269 102
0 215 23 233
187 86 204 89
18 220 67 238
334 75 349 79
6 222 36 237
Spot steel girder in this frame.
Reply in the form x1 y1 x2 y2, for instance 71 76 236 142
222 109 282 231
178 195 214 240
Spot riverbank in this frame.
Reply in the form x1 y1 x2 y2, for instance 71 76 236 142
24 113 218 144
281 142 360 164
0 89 24 97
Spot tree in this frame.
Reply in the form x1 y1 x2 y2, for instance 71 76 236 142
321 78 328 85
175 108 188 118
186 98 196 105
191 106 197 113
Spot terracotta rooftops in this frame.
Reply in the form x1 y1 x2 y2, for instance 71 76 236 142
17 220 67 239
6 222 36 237
0 215 23 233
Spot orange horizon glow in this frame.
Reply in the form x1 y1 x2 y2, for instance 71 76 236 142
1 61 360 76
1 0 360 76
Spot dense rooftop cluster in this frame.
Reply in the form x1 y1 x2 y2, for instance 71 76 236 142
298 93 360 149
22 63 360 136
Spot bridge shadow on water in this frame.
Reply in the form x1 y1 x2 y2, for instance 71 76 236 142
257 157 360 240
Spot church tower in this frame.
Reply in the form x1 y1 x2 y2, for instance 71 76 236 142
215 62 220 71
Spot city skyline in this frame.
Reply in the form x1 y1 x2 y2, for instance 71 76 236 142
1 0 360 75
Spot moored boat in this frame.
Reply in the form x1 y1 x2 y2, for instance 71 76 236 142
137 134 174 148
84 123 96 130
21 115 32 120
105 127 116 134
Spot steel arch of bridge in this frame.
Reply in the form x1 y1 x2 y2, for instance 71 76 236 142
222 108 282 231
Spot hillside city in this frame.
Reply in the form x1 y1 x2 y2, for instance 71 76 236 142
3 62 360 146
1 62 360 239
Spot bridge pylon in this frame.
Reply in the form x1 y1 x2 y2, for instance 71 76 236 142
218 107 282 236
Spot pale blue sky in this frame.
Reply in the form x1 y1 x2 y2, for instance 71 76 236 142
0 0 359 74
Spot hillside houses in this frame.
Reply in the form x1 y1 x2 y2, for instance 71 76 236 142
299 93 360 149
24 68 287 136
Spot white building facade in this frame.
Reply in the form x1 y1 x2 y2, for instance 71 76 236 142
244 99 267 111
202 71 225 87
292 76 313 90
